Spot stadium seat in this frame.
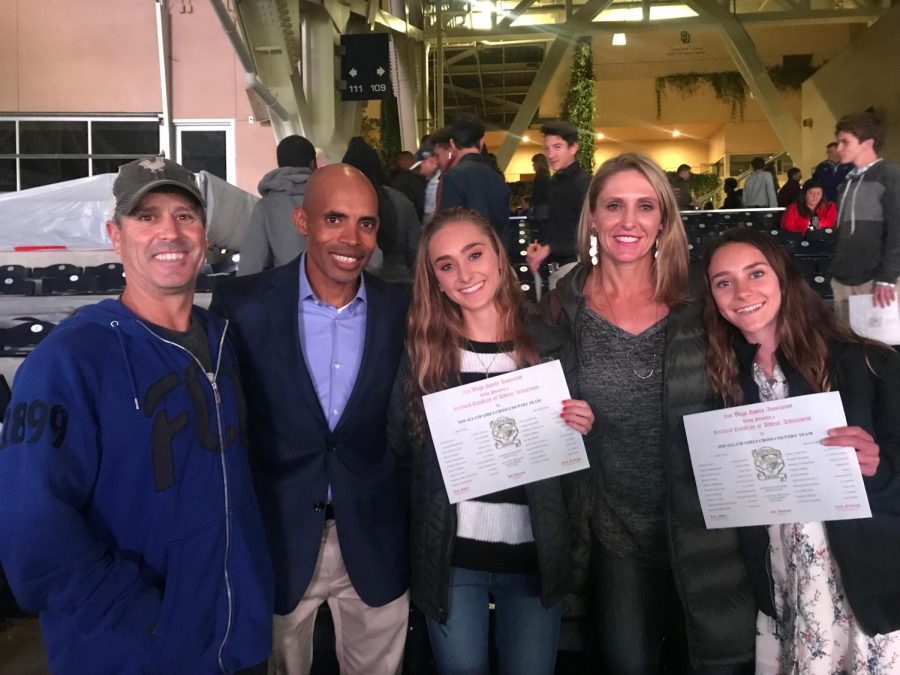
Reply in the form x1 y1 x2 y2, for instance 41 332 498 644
0 317 56 351
30 263 83 279
0 276 35 296
0 264 29 279
805 273 833 301
40 273 97 295
83 263 126 293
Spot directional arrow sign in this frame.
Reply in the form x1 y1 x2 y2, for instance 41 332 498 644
340 33 393 101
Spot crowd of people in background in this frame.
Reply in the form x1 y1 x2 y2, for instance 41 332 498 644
0 107 898 675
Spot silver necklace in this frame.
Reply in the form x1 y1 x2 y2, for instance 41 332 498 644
467 341 501 379
595 273 659 380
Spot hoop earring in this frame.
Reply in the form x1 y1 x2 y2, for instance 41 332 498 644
589 233 599 266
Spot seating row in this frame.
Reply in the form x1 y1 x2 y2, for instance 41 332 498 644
0 264 230 296
0 263 125 296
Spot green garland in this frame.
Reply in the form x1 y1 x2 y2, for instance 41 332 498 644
360 113 380 150
379 94 402 169
359 98 401 171
561 36 596 174
655 64 818 121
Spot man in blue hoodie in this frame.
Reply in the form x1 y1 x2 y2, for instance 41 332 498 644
0 157 274 674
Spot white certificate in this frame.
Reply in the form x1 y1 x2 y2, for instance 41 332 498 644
849 293 900 345
422 360 589 504
683 391 871 529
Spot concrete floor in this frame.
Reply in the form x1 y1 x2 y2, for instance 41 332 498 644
0 615 593 674
0 619 49 675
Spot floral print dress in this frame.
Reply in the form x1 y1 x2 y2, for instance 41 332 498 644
753 362 900 674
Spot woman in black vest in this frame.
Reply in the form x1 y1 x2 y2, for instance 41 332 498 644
702 227 900 671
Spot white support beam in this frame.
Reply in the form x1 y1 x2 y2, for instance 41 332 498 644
219 0 305 136
347 0 424 40
446 48 477 65
445 84 522 112
570 0 615 21
684 0 801 159
447 62 546 75
302 4 340 148
495 37 570 170
497 0 538 29
155 1 173 158
440 7 882 40
393 33 421 151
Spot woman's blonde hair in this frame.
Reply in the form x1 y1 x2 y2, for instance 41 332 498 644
575 153 689 306
405 207 537 439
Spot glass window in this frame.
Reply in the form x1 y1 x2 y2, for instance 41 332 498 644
0 160 15 192
19 121 88 155
0 117 162 190
92 121 160 155
180 130 227 180
0 122 14 154
0 122 14 191
92 158 131 175
20 158 89 190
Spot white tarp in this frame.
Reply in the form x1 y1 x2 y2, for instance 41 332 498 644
0 171 258 251
0 174 115 250
197 171 259 251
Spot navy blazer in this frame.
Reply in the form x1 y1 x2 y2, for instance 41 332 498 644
210 258 410 613
440 153 511 244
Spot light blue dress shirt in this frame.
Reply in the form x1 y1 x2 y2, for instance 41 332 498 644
297 254 367 433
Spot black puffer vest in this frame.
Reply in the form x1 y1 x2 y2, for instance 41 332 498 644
389 315 583 623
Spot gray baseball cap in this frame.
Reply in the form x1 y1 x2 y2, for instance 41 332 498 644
113 157 206 216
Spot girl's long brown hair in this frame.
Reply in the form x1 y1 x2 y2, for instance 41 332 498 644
701 227 863 404
406 207 537 439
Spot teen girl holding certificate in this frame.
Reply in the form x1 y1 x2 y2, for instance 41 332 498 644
388 207 593 675
702 227 900 673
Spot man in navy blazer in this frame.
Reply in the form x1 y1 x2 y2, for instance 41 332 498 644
211 164 409 675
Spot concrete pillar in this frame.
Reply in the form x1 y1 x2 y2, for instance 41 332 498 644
392 34 421 151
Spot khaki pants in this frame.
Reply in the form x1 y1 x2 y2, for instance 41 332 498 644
831 278 899 326
271 521 409 675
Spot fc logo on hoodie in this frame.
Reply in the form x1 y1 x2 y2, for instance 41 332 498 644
144 360 246 491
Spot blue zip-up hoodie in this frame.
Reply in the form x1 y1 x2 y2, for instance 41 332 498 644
0 299 273 674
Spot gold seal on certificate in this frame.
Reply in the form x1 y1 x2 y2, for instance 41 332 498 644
422 360 589 504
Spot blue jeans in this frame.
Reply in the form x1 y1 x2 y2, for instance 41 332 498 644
426 566 561 675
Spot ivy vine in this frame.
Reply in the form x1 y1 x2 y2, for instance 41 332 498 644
379 94 402 168
358 97 402 170
562 36 596 174
655 64 818 121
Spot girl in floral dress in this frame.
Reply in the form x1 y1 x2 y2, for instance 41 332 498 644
700 227 900 674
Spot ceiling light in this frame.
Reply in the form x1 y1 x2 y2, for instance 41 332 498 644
522 134 530 142
595 132 605 140
672 129 681 138
612 33 627 46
